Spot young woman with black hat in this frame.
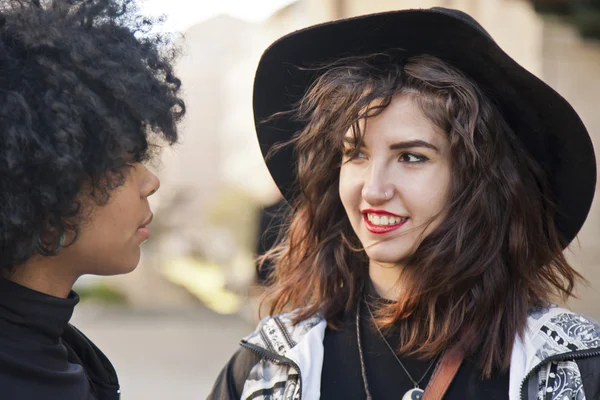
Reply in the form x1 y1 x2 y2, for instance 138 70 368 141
209 7 599 400
0 0 184 398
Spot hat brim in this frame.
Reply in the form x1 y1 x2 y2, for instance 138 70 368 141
253 8 596 245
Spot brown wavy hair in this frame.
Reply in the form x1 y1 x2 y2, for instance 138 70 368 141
260 52 582 376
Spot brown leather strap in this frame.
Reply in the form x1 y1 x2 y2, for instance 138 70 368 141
421 346 465 400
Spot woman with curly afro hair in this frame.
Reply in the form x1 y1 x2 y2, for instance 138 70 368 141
0 0 185 398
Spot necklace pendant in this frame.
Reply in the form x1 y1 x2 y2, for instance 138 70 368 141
402 387 424 400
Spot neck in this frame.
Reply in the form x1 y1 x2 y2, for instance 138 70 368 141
7 256 78 298
368 260 404 300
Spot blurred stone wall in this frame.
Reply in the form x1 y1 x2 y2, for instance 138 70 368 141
540 19 600 317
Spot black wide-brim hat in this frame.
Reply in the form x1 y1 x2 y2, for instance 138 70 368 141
253 7 596 245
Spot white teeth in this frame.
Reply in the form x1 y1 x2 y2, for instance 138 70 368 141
366 213 407 226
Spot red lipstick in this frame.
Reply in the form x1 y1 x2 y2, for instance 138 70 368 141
361 209 403 217
361 209 408 234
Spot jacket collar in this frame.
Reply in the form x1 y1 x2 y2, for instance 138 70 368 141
242 312 326 399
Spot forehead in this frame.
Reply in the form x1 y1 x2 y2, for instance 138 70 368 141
345 94 447 147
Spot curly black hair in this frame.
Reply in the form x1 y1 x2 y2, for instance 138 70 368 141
0 0 185 272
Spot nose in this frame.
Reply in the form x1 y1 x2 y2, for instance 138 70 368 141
140 164 160 198
362 164 394 205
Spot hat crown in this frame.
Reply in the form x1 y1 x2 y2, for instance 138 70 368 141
429 7 494 40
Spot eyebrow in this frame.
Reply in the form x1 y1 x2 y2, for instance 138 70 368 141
389 140 440 152
342 137 440 153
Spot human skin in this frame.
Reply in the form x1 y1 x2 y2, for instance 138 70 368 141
339 94 452 300
8 162 160 298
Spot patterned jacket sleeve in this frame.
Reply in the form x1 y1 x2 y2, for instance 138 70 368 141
207 347 261 399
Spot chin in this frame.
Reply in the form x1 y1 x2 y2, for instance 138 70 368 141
363 238 417 265
365 249 409 265
116 261 140 275
96 252 141 276
366 253 407 265
93 264 138 276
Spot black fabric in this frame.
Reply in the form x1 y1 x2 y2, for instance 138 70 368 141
577 356 600 400
208 347 261 399
207 290 509 400
252 7 596 246
207 310 510 400
0 278 120 400
208 318 600 400
320 298 510 399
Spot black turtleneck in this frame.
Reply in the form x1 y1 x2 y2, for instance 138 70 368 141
0 278 120 400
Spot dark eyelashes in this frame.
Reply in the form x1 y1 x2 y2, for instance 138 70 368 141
399 153 429 163
342 148 429 164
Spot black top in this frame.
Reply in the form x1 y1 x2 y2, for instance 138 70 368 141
0 278 120 400
320 295 510 399
208 293 510 400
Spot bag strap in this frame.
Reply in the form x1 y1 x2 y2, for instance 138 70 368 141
421 346 465 400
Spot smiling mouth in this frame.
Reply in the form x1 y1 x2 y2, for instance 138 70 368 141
362 213 409 234
364 213 408 226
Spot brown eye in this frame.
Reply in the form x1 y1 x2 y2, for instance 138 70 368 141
399 153 428 163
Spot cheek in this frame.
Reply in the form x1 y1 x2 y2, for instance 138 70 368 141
338 166 362 212
401 168 451 215
90 202 125 231
79 189 139 242
75 209 122 252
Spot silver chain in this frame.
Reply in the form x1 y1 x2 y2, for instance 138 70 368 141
356 299 373 400
356 295 438 397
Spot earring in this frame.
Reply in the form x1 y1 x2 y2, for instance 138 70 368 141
36 232 66 256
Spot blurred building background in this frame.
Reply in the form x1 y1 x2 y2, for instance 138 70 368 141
71 0 600 398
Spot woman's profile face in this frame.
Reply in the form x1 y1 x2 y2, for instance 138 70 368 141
57 162 160 276
339 94 452 266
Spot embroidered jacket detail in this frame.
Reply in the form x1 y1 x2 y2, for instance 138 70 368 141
537 360 585 400
239 308 600 400
525 310 600 399
241 314 321 400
